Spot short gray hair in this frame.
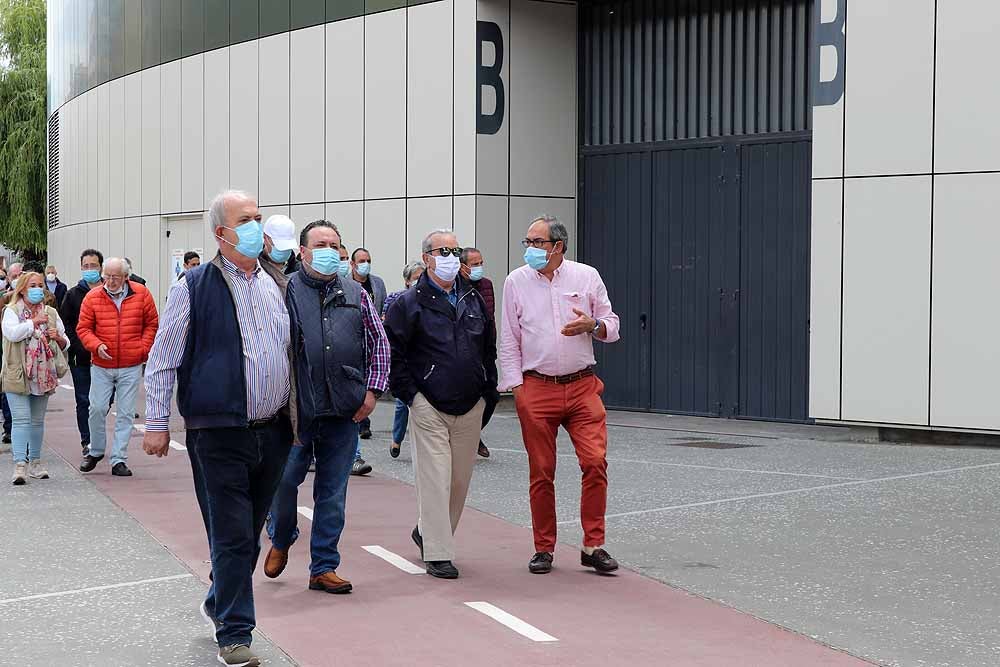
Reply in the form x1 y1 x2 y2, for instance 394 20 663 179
102 257 129 277
206 190 254 235
402 260 426 283
421 228 455 254
459 247 481 265
531 214 569 253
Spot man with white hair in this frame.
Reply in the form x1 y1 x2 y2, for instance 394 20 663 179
383 229 498 579
77 257 159 477
7 262 22 284
141 190 293 667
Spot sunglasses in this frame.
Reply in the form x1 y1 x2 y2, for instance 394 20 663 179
429 246 463 257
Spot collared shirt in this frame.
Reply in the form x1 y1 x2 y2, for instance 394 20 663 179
144 255 291 431
499 259 620 391
105 286 127 311
426 275 458 308
315 274 390 393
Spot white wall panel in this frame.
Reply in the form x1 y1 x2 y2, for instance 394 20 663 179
364 199 406 293
326 19 364 202
77 98 85 223
204 48 230 207
140 216 162 307
87 91 98 221
123 73 142 217
406 197 452 264
123 218 143 280
259 205 290 224
97 85 110 220
140 67 161 215
452 195 476 250
289 203 324 230
842 176 931 424
290 26 325 204
930 174 1000 429
934 1 1000 173
107 219 125 260
453 0 477 195
844 0 934 176
364 10 406 200
258 34 290 207
230 41 259 196
98 219 111 259
108 79 125 219
58 100 69 226
326 201 364 253
182 55 205 212
510 0 576 198
160 60 183 214
476 195 509 278
808 179 843 420
408 1 453 198
812 0 845 179
476 0 509 195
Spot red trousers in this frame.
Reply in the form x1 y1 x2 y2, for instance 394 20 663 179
515 374 608 552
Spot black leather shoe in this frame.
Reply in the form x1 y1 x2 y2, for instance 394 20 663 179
411 526 423 560
359 427 372 440
426 560 459 579
80 440 89 453
389 442 401 458
79 454 104 472
477 441 490 458
112 462 133 477
581 548 619 573
528 552 553 574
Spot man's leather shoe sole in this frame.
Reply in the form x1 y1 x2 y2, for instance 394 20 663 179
263 546 288 579
426 561 459 579
79 454 103 472
309 578 353 594
581 550 619 573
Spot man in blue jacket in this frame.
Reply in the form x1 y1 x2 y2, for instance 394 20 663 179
263 220 390 594
383 229 498 579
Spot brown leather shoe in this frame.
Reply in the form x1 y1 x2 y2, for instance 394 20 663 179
263 546 288 579
309 571 353 594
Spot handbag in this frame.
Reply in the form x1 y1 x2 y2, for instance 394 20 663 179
46 307 69 379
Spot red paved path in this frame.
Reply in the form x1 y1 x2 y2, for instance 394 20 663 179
45 386 870 666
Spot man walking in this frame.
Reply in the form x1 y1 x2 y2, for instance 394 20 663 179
384 229 497 579
77 257 158 477
177 251 201 281
142 190 293 667
499 215 621 575
460 247 495 459
59 249 105 453
350 247 386 441
44 265 69 308
262 214 298 271
264 220 389 593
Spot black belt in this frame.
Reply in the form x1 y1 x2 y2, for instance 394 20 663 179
248 415 279 429
524 368 595 385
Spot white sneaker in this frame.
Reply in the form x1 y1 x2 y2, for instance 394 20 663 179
11 461 27 485
28 460 49 479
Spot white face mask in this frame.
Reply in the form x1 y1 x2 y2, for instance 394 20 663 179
430 254 460 283
46 273 56 282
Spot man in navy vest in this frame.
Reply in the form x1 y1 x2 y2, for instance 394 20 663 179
142 190 293 667
262 220 389 594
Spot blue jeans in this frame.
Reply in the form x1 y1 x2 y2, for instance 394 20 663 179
269 417 358 577
393 399 409 444
70 364 91 444
87 365 142 465
188 418 292 648
6 393 49 462
355 434 362 460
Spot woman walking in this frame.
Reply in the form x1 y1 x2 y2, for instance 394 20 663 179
3 272 69 485
382 261 424 458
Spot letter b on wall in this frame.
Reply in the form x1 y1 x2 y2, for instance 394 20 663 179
477 21 505 135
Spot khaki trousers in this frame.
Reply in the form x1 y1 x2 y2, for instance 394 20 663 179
410 393 486 562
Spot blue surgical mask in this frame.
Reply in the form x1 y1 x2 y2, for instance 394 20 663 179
524 247 550 271
308 248 340 276
218 221 264 259
82 269 101 284
355 261 371 278
269 247 292 264
469 266 484 281
26 287 44 304
338 259 351 278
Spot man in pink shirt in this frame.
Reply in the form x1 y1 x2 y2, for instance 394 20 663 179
499 215 621 575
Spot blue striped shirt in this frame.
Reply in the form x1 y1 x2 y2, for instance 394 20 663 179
144 256 291 432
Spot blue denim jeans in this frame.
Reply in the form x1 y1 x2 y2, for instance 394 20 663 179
393 399 409 444
188 418 292 648
87 365 142 465
6 393 49 463
69 364 91 444
269 417 358 577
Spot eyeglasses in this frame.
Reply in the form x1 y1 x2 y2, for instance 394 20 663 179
521 238 557 249
429 246 463 257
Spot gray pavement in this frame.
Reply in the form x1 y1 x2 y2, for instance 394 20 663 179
0 453 294 667
359 402 1000 667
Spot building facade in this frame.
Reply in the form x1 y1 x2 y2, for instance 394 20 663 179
46 0 999 434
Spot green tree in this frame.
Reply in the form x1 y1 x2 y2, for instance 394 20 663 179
0 0 46 256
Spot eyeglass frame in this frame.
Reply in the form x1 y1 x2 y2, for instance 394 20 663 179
521 237 560 249
426 246 464 257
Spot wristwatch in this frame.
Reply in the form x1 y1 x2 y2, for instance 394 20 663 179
592 318 603 334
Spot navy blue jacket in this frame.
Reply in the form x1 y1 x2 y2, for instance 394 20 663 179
383 272 498 416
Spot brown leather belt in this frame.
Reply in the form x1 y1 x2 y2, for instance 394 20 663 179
524 368 594 385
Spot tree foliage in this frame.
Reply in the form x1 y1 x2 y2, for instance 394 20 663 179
0 0 46 255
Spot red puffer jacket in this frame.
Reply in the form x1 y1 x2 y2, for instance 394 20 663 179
77 281 159 369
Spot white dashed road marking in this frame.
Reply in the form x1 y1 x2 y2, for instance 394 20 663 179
464 602 558 642
297 506 313 520
0 574 193 605
361 546 425 575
